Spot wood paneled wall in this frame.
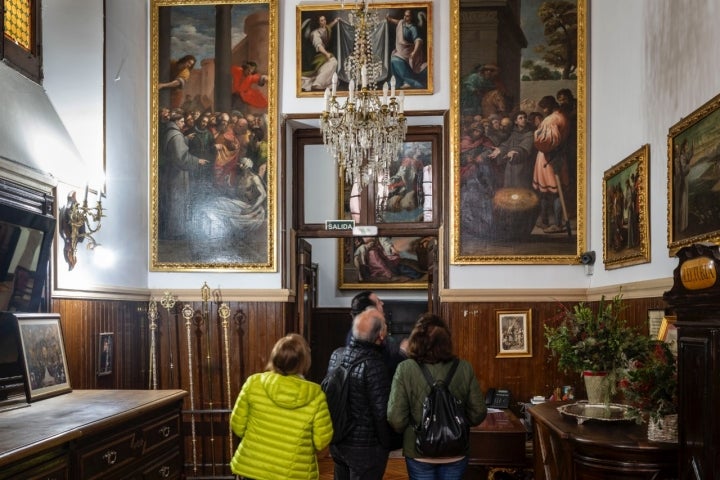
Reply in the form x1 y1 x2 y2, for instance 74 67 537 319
440 296 668 406
52 294 666 478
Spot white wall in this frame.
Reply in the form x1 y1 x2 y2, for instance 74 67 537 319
39 0 720 302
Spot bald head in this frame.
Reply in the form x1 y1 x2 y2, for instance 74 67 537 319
352 308 387 344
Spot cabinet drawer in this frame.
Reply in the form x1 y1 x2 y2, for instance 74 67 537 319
77 431 140 479
1 453 69 480
142 413 180 454
141 449 182 480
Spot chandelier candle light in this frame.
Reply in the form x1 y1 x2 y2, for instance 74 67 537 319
320 0 408 187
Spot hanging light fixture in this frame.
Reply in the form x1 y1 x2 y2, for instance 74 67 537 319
320 0 408 187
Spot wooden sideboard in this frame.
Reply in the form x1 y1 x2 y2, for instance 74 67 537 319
0 389 186 480
530 401 678 479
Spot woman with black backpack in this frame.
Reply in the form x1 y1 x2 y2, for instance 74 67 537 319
387 313 487 479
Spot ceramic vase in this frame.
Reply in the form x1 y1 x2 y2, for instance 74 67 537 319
583 371 609 404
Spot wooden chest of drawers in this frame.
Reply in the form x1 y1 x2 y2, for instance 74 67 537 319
0 390 186 480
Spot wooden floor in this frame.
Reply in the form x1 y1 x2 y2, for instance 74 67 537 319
317 451 522 480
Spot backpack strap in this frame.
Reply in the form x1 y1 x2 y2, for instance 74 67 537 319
416 358 460 386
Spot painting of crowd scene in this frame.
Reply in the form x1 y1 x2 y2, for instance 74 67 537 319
602 145 650 270
151 1 276 270
297 2 432 97
668 92 720 255
452 0 585 263
339 236 436 289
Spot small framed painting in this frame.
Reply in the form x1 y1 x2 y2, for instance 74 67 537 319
17 313 72 402
98 332 114 376
602 144 651 269
496 309 532 358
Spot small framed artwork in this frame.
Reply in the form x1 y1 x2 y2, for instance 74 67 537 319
668 92 720 255
338 235 436 289
658 315 678 356
16 313 72 402
602 144 651 269
296 2 433 97
98 332 113 376
647 308 665 339
496 309 532 358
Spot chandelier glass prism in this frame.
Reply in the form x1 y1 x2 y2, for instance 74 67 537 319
320 0 408 187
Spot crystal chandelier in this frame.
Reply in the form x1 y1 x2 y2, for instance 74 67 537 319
320 0 408 187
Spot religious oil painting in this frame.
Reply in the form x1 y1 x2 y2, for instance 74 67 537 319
339 125 441 228
17 314 72 402
339 235 436 289
496 309 532 358
668 92 720 256
296 2 433 97
451 0 586 264
602 144 650 270
150 0 277 271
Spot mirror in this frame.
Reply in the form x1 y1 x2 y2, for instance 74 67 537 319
0 181 56 313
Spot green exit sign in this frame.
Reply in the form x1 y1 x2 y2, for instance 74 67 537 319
325 220 354 231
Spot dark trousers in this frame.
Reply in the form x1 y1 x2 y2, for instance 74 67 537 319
330 443 390 480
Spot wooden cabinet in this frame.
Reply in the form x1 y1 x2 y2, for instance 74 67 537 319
664 243 720 479
530 401 678 479
469 410 528 468
0 389 186 480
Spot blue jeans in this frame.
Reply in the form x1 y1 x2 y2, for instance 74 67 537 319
405 457 468 480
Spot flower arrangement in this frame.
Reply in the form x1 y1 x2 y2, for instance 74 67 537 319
544 293 645 376
619 340 677 424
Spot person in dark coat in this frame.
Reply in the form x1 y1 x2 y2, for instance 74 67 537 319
327 308 392 479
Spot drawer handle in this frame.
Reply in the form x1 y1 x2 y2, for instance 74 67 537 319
158 425 171 438
102 449 118 465
159 465 171 478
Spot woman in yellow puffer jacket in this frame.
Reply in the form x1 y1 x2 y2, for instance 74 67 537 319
230 333 333 479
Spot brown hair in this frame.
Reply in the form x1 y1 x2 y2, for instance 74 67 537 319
266 333 311 376
406 313 454 364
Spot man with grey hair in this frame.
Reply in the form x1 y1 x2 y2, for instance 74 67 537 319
327 308 392 479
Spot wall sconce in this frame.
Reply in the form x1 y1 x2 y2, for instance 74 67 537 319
59 188 105 270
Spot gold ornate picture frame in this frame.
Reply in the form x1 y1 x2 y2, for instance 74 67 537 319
150 0 277 271
496 309 532 358
602 144 651 270
296 2 433 97
450 0 586 264
338 235 436 290
667 92 720 256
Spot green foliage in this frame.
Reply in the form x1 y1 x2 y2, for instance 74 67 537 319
619 340 678 424
544 294 646 376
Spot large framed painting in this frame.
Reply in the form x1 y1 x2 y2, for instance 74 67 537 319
602 144 651 270
339 125 442 228
450 0 586 264
296 2 433 97
668 92 720 255
339 235 436 289
150 0 277 271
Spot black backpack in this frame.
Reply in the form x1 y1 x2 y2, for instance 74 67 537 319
321 352 364 444
413 359 470 457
